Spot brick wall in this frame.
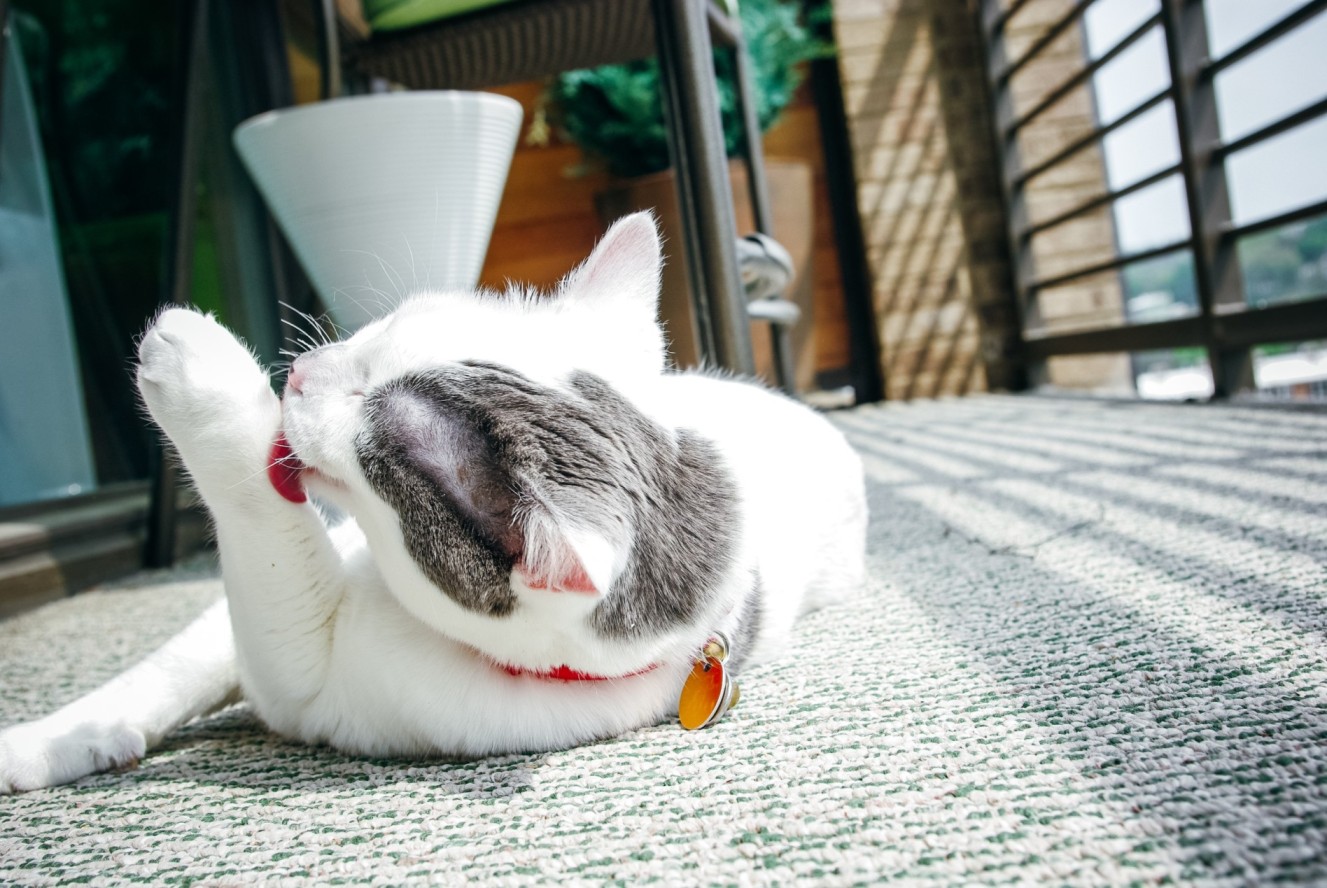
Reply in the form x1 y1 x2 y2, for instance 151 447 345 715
833 0 1132 397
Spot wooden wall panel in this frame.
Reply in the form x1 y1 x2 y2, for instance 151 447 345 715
477 80 853 381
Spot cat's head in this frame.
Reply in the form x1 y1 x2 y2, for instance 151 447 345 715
278 213 744 676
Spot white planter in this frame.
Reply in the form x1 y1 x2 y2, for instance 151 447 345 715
234 91 522 330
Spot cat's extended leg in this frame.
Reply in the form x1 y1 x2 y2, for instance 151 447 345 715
0 600 237 793
134 309 349 729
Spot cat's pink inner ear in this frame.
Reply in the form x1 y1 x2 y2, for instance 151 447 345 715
567 212 661 304
517 559 598 596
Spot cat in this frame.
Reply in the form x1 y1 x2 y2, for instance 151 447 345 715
0 212 867 793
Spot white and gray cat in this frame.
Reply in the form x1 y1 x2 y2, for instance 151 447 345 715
0 213 867 793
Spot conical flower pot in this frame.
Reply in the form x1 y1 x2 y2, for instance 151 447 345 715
234 91 522 330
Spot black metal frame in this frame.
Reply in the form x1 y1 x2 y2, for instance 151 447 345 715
147 0 304 566
650 0 756 376
145 0 209 568
979 0 1327 397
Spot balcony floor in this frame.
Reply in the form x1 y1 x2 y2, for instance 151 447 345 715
2 394 1325 883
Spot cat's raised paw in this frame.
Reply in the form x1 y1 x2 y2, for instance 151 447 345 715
137 309 281 478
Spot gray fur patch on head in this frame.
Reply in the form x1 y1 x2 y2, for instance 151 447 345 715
566 372 738 639
356 363 739 638
358 385 519 617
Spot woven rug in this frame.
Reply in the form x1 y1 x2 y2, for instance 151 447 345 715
2 394 1325 885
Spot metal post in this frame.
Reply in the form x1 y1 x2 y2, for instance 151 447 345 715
315 0 342 100
977 0 1041 387
1161 0 1250 397
730 32 797 392
807 10 884 403
650 0 755 375
145 0 210 567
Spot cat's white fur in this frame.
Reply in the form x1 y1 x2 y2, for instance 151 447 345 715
0 213 866 793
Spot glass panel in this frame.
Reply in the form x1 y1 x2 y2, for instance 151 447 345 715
1028 206 1117 283
1015 81 1105 175
1100 99 1179 191
1034 268 1129 334
1004 3 1093 120
1236 214 1327 308
1204 0 1312 58
1122 249 1199 322
12 1 184 499
1134 347 1214 400
0 23 97 506
1112 173 1190 254
1084 0 1160 60
1212 12 1327 144
1088 25 1169 124
1033 249 1197 335
1001 0 1076 66
1044 351 1136 394
1227 116 1327 226
1252 340 1327 401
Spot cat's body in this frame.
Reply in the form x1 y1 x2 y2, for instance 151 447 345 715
0 214 866 793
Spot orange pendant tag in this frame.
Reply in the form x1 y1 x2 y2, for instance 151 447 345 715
678 634 740 731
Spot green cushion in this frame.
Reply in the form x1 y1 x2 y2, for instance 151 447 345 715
363 0 515 32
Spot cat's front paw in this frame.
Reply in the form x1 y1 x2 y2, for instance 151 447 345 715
0 718 146 794
138 309 281 481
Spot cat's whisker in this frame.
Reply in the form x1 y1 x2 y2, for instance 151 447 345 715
320 314 349 341
344 285 394 314
345 249 407 301
303 307 340 346
227 462 279 490
278 318 323 356
402 234 419 292
278 303 313 341
225 446 310 492
428 189 440 290
339 287 382 322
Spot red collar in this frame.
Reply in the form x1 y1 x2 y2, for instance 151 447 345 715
498 661 662 682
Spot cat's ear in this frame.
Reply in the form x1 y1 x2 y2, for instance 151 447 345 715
559 211 662 312
516 517 618 596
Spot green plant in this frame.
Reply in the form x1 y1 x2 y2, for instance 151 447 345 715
547 0 831 178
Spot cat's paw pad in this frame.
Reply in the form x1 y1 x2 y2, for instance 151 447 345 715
0 719 146 794
137 308 279 455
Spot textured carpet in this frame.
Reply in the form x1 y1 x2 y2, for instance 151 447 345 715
2 394 1325 885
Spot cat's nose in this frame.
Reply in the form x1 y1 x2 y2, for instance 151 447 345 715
286 360 306 395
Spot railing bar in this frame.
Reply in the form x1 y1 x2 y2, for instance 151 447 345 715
1204 0 1327 79
1005 12 1160 136
1214 295 1327 347
1022 295 1327 357
1222 197 1327 240
1029 239 1193 292
1020 164 1182 240
998 0 1096 85
1214 95 1327 159
705 0 740 47
1016 87 1172 186
1215 293 1327 316
1022 316 1205 357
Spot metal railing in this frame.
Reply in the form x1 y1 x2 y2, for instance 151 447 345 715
979 0 1327 396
